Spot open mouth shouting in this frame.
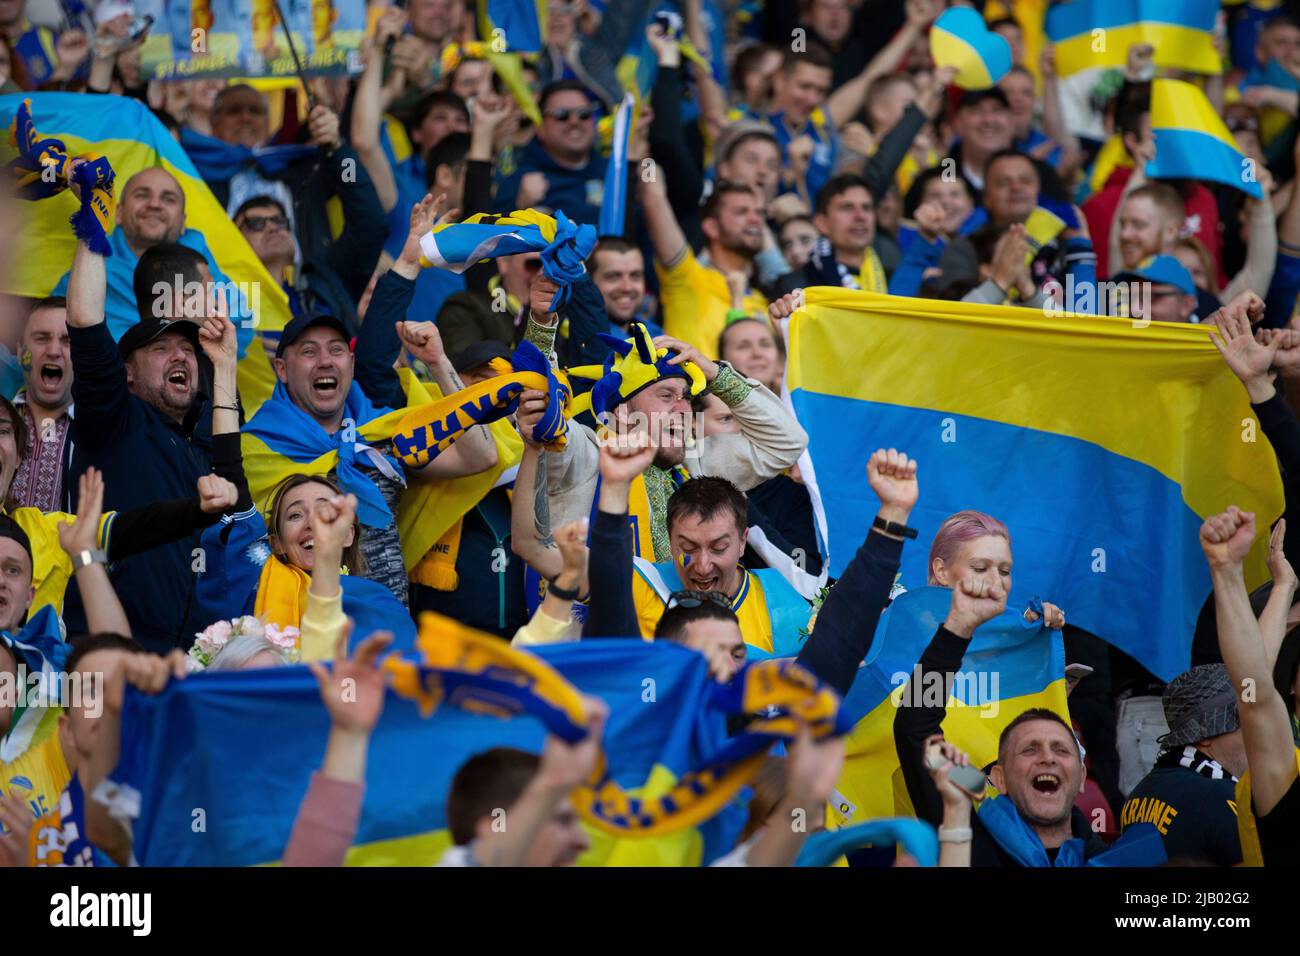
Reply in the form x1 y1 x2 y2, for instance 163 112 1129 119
39 363 65 388
165 365 190 392
1031 772 1062 795
312 375 340 399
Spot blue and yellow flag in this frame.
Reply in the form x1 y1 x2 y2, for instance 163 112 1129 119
241 368 523 570
828 587 1068 827
1045 0 1220 77
930 7 1013 90
111 628 844 866
477 0 548 53
0 92 290 415
787 289 1282 682
1148 78 1264 198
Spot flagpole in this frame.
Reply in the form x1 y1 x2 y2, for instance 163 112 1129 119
268 0 318 112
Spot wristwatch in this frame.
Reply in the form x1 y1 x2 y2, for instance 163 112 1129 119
872 516 919 539
938 826 973 844
546 577 582 601
71 548 107 571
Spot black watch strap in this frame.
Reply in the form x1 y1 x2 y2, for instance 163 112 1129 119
546 578 582 601
872 516 918 539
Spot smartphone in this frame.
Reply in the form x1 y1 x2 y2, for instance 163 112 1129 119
128 14 154 43
926 743 986 796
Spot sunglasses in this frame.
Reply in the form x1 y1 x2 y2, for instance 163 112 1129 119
667 589 732 611
545 107 595 123
240 214 290 233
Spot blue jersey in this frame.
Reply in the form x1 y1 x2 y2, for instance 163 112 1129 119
765 107 838 203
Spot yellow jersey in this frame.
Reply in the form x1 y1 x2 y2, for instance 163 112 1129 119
656 248 769 356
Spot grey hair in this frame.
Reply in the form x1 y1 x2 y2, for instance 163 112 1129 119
205 633 293 672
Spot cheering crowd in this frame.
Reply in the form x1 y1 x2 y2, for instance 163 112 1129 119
0 0 1297 869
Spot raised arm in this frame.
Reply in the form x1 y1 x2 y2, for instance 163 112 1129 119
744 726 845 866
301 493 359 663
471 698 607 866
797 449 917 695
57 468 130 638
509 436 563 581
893 575 1007 826
1259 520 1299 670
639 160 689 269
1223 170 1279 303
285 630 394 866
579 431 657 639
827 0 939 130
350 10 409 215
1038 48 1084 179
1201 507 1299 817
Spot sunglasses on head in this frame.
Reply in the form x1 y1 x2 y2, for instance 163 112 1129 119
667 589 732 611
240 214 289 233
545 106 595 123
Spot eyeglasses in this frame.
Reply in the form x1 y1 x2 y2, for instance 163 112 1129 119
544 107 595 123
240 214 290 233
666 589 732 611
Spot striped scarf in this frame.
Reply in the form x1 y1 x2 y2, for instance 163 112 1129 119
1156 745 1235 781
803 236 887 293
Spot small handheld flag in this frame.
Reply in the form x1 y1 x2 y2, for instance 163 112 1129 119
929 7 1011 90
599 93 634 237
1148 79 1264 199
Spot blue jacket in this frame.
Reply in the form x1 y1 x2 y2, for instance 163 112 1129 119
493 139 608 228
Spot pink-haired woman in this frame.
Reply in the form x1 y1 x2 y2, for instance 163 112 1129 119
927 510 1066 629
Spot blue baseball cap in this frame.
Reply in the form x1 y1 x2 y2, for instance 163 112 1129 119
1113 255 1196 297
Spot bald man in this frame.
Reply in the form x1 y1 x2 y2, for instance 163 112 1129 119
115 168 187 257
52 167 247 343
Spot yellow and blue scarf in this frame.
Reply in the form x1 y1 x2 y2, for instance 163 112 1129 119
387 612 852 837
7 98 116 255
419 208 597 311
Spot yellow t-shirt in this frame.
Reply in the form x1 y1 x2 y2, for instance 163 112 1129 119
1235 749 1300 867
656 248 769 356
0 707 70 832
7 507 112 619
631 565 779 654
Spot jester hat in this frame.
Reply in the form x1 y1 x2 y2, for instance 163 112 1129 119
569 322 707 419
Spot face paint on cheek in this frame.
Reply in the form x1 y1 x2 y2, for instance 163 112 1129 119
679 553 691 568
19 350 30 373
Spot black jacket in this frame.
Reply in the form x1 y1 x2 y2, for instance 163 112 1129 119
66 323 214 652
894 624 1109 866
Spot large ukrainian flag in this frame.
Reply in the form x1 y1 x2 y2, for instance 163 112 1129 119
787 289 1282 683
112 640 754 866
1045 0 1220 77
829 587 1068 827
0 92 288 414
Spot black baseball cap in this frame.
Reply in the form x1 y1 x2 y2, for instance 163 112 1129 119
451 340 511 375
118 318 201 361
275 312 352 358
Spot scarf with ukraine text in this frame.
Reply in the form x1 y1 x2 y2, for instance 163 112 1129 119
6 98 115 255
